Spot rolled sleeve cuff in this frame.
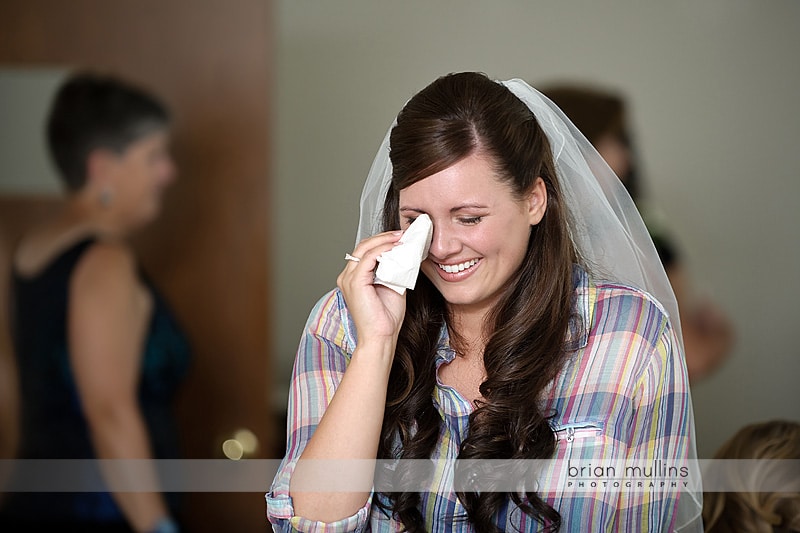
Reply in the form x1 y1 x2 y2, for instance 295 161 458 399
266 491 372 533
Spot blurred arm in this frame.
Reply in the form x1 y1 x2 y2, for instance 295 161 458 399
69 242 171 533
667 263 734 382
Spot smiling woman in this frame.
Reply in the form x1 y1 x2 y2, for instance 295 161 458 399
267 72 701 532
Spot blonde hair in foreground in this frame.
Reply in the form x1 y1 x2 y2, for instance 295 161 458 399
703 420 800 533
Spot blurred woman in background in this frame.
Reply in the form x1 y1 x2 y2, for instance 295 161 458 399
0 72 189 533
544 85 735 382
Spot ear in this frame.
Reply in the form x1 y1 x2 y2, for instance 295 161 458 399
526 177 547 225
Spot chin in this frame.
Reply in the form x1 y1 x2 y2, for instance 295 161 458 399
433 286 480 307
145 200 164 221
133 208 160 230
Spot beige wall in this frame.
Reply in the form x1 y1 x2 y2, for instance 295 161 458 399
273 0 800 458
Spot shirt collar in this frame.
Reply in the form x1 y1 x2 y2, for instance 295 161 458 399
571 263 592 350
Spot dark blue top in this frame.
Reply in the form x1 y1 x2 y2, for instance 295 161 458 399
1 238 191 525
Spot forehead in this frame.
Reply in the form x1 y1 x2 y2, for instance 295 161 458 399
398 153 513 206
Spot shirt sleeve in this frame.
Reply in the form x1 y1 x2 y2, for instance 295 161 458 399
266 289 374 532
554 288 700 532
592 308 693 532
614 319 696 531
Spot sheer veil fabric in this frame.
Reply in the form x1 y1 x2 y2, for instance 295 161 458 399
355 77 702 531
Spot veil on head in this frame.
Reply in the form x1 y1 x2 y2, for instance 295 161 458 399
356 76 702 531
357 79 677 333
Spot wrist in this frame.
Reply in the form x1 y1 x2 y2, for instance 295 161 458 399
351 338 396 370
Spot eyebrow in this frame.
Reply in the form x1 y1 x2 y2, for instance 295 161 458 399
399 203 489 214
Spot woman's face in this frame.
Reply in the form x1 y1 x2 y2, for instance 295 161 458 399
594 132 631 182
398 153 547 316
108 129 176 227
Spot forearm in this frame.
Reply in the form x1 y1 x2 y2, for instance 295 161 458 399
290 339 394 522
87 405 171 532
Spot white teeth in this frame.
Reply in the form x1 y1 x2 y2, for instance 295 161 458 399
438 259 478 273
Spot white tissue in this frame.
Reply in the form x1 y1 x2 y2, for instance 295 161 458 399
374 214 433 294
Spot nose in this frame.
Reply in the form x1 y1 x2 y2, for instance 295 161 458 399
428 223 461 259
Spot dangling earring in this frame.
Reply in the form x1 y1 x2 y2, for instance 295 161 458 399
99 189 113 207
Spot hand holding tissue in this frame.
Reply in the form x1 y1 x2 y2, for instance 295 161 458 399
374 214 433 294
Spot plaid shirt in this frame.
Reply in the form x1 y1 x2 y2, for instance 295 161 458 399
267 266 697 532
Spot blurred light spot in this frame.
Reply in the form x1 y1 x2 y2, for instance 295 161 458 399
222 439 244 460
233 428 259 455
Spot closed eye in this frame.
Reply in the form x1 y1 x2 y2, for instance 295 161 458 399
459 216 482 225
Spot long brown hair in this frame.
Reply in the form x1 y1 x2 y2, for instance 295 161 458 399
376 72 580 532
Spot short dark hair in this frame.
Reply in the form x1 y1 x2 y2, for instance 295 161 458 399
541 85 626 145
46 72 170 191
542 84 642 201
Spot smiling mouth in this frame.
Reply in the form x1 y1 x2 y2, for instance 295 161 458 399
437 259 479 274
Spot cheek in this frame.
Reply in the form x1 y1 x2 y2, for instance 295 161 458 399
481 218 528 250
596 139 630 178
491 222 530 267
421 260 437 277
157 159 177 184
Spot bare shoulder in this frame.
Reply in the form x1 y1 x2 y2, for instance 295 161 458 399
71 240 138 293
69 240 151 338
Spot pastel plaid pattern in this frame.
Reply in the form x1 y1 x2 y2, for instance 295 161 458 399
267 266 694 532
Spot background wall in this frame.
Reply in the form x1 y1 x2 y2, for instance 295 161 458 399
273 0 800 458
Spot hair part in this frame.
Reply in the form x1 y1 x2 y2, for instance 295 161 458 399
46 71 170 192
376 72 579 532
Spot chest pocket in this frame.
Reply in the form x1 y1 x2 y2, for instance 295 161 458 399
554 422 604 444
534 421 606 509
